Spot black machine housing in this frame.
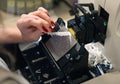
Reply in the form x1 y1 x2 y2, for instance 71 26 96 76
20 18 89 84
68 3 108 45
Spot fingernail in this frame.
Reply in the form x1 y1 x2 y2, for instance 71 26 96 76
42 26 48 32
49 27 55 32
51 21 56 27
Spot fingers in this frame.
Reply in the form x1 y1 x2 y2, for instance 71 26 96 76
38 7 50 16
17 7 56 42
29 7 51 24
18 14 52 33
27 7 54 33
17 7 55 41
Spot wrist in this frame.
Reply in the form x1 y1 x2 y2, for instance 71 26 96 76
0 27 22 44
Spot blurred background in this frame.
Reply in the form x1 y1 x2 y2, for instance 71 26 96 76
0 0 78 28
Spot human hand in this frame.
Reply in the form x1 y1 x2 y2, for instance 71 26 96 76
17 7 55 42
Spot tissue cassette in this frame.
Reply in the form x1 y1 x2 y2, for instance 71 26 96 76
21 18 88 84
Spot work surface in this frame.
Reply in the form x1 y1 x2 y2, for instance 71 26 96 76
82 71 120 84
